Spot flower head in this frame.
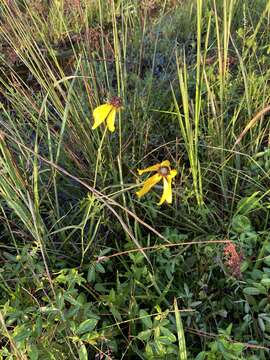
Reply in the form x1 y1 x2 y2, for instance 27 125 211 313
92 97 122 132
136 160 177 205
223 241 243 278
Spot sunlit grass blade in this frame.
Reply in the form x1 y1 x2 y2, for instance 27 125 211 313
174 297 187 360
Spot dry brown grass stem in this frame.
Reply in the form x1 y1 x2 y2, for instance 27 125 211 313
234 105 270 147
96 239 231 262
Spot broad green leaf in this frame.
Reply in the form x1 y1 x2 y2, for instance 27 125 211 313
158 335 173 345
232 215 251 233
243 287 261 295
261 278 270 287
137 329 152 341
160 326 177 342
76 319 98 335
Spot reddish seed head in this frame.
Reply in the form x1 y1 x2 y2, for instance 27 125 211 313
223 241 243 278
109 96 122 108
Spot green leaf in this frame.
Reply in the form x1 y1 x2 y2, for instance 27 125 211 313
76 319 98 336
251 269 263 280
160 326 177 342
139 310 152 328
33 316 42 337
145 342 154 355
110 307 122 321
263 256 270 266
13 325 31 343
195 352 207 360
78 343 88 360
261 278 270 287
243 287 261 295
158 335 172 345
87 266 96 282
260 314 270 324
232 215 251 233
264 243 270 253
56 291 65 310
240 260 249 272
217 340 227 354
28 345 39 360
231 342 244 353
137 329 152 341
254 284 267 295
190 301 202 307
95 263 105 273
258 318 265 333
64 293 82 306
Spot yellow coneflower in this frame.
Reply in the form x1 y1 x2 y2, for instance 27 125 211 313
136 160 177 205
92 97 122 133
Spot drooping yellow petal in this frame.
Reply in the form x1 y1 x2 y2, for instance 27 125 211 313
159 160 171 168
136 173 162 198
158 169 177 205
169 169 177 178
158 177 171 205
137 160 171 175
92 104 113 130
106 108 116 132
137 163 161 175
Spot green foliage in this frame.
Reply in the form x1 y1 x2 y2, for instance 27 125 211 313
195 325 247 360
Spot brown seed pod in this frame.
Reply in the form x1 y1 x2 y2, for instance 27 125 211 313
158 166 169 176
